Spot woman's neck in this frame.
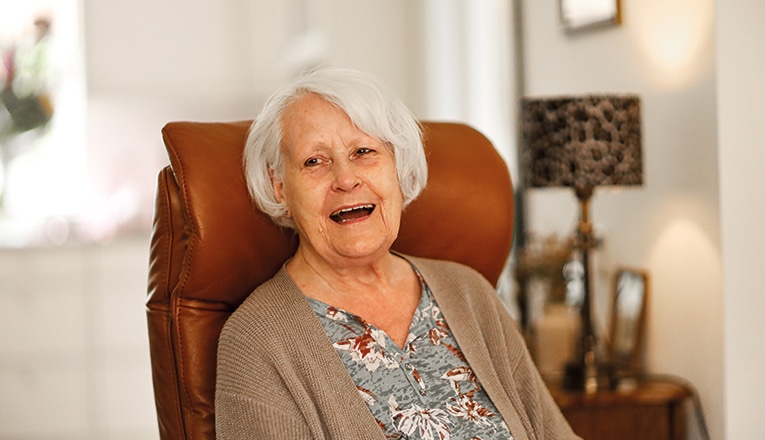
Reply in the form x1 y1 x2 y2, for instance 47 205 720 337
286 246 401 299
285 246 422 348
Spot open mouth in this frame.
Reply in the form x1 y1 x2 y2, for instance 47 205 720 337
329 204 376 224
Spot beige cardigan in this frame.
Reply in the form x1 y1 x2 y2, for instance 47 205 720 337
215 255 581 440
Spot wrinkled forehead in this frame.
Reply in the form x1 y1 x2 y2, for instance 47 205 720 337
278 93 381 154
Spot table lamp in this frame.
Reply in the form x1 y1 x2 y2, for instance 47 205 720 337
520 94 642 392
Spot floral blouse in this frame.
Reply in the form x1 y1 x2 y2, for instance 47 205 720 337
307 267 514 440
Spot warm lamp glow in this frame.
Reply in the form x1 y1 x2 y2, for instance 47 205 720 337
643 211 722 379
646 206 721 304
632 0 714 88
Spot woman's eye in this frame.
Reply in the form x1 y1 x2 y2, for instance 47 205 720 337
356 148 374 156
304 157 321 167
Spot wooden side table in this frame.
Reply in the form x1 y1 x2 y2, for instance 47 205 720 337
548 378 692 440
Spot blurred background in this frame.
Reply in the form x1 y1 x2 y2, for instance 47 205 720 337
0 0 762 439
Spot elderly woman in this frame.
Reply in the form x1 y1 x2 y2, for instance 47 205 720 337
215 68 579 440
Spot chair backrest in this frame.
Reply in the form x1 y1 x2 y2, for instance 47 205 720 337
146 120 514 440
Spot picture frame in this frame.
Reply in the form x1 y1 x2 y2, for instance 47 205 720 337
559 0 622 33
608 268 648 374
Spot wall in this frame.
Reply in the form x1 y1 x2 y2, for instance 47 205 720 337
520 0 723 439
0 237 157 438
716 0 765 438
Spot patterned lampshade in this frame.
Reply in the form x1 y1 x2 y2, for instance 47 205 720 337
520 95 642 198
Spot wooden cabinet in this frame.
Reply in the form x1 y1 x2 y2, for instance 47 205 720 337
548 379 692 440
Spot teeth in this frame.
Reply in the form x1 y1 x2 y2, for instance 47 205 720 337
330 204 375 223
334 204 374 215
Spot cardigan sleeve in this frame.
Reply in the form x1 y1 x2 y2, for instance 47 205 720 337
216 389 313 439
215 306 316 440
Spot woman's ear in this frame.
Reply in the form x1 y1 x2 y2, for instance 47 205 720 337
269 168 286 204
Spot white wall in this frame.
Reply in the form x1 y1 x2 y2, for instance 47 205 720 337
84 0 425 111
716 1 765 438
0 237 157 439
521 0 723 438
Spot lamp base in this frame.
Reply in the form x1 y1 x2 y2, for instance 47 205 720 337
562 359 616 393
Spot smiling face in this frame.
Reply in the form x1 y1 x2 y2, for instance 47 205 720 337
272 93 404 267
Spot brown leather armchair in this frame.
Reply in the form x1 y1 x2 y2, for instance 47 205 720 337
146 120 514 439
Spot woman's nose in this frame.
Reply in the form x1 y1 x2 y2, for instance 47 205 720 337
332 160 362 191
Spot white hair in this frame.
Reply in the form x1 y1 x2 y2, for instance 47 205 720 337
243 67 428 229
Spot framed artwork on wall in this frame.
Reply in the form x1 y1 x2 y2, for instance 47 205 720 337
560 0 622 32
